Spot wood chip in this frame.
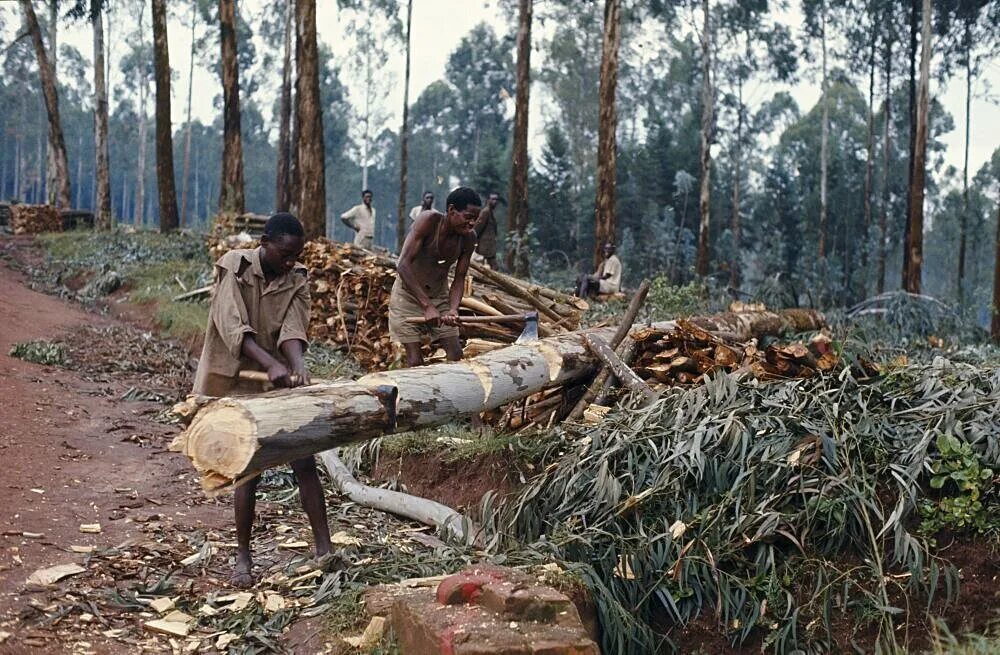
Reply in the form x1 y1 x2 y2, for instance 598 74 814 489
330 531 362 546
149 597 175 613
79 523 102 534
278 540 309 549
26 563 86 586
263 593 285 613
216 633 239 649
216 592 252 612
162 610 193 625
69 545 96 554
143 619 190 638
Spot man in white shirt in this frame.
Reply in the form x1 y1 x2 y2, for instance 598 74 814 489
577 242 623 297
341 189 376 249
409 191 435 224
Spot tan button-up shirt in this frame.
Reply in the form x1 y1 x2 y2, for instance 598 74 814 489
341 203 375 248
192 247 310 397
598 254 622 294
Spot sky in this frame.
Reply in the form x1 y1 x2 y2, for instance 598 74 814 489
6 0 1000 183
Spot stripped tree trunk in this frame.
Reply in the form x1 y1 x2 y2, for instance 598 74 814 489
862 11 877 285
396 0 413 251
180 0 197 226
730 73 743 289
593 0 620 269
218 0 245 214
275 0 294 213
20 0 71 209
508 0 532 277
992 193 1000 343
696 0 713 277
173 309 826 491
902 0 918 288
152 0 178 232
904 0 930 294
295 0 326 239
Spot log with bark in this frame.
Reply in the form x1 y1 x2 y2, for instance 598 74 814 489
172 308 827 491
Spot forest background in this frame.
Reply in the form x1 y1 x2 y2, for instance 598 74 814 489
2 0 999 325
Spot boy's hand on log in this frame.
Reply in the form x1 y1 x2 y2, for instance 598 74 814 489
290 362 311 387
422 305 442 326
267 362 293 387
440 309 460 326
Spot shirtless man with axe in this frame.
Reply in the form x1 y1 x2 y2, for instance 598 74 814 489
389 186 481 367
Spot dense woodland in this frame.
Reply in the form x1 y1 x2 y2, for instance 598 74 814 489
2 0 999 330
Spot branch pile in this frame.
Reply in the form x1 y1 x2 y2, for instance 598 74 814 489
10 203 61 234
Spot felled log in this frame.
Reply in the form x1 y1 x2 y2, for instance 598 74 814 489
172 327 618 491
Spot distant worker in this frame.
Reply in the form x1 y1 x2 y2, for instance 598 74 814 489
576 242 622 298
192 213 332 587
473 192 500 269
341 189 376 249
389 186 480 367
409 191 436 224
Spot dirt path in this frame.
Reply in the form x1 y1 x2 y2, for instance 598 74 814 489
0 256 231 653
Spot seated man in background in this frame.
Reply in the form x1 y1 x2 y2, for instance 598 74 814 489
389 187 480 367
576 242 622 298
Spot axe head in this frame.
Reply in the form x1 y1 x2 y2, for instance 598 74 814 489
514 311 540 344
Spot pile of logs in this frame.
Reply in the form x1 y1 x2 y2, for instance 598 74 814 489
206 212 267 259
9 204 62 234
301 240 587 370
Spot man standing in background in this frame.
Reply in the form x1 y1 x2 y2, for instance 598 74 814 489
474 192 500 269
341 189 376 249
409 191 436 224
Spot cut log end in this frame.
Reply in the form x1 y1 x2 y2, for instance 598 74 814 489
182 402 259 490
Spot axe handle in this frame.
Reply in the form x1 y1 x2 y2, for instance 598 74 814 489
404 314 529 325
238 370 304 386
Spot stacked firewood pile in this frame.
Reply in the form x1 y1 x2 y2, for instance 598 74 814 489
206 212 267 259
301 240 588 370
10 203 62 234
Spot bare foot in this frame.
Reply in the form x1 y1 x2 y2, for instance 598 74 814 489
230 554 254 588
314 551 346 572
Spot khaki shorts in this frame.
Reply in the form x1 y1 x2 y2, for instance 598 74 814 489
388 278 460 345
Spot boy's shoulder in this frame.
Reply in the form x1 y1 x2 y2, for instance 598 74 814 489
215 248 256 274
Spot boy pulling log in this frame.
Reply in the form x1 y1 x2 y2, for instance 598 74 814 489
192 212 332 587
390 186 481 366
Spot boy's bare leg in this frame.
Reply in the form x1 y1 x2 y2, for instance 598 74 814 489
403 342 424 367
290 457 332 558
233 474 261 587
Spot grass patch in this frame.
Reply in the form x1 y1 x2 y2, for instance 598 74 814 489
9 340 68 366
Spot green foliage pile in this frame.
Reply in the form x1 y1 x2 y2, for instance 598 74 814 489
9 340 68 366
481 353 1000 653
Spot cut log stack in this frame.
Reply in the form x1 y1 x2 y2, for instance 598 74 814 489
9 204 62 235
207 212 268 259
298 240 588 371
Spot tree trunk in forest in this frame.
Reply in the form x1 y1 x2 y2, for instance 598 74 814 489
295 0 326 239
74 132 83 208
275 0 293 213
904 0 930 294
819 3 829 259
135 1 148 225
92 0 111 229
218 0 245 215
507 0 532 277
902 0 918 288
152 0 178 232
593 0 620 270
20 0 72 209
172 309 826 491
878 28 892 294
730 74 743 290
696 0 713 277
957 22 972 306
46 0 58 206
180 0 197 226
289 20 301 216
396 0 413 251
862 14 876 284
992 195 1000 343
